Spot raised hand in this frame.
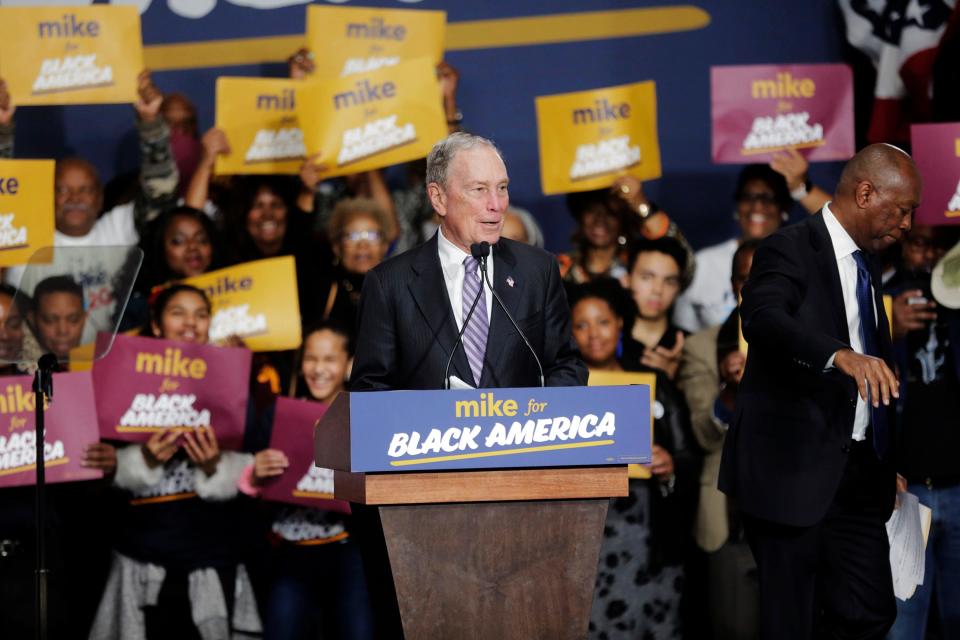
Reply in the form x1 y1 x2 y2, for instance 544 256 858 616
0 79 15 127
769 147 809 192
288 48 316 80
134 70 163 122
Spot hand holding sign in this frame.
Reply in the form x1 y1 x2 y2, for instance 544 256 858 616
0 79 14 126
183 426 221 477
253 448 290 485
711 64 854 164
81 442 117 474
141 429 180 468
910 123 960 225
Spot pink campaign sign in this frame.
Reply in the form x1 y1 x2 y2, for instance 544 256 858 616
0 372 102 489
711 63 855 164
260 396 350 512
92 333 251 450
911 123 960 226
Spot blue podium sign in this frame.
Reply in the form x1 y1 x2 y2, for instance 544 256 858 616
346 385 650 472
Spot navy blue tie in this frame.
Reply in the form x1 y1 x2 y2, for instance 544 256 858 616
852 250 888 458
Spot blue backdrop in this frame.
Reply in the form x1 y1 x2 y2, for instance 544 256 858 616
8 0 856 252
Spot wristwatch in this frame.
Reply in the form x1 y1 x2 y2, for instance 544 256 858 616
637 200 660 218
790 177 813 201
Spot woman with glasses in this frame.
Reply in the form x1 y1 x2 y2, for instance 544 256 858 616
673 165 794 334
321 198 391 342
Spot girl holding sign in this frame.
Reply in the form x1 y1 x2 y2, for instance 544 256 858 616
90 284 263 639
240 322 373 640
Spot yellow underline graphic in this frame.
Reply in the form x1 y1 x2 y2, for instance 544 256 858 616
945 210 960 218
115 425 212 432
739 139 827 156
0 456 70 477
292 491 335 499
389 439 615 467
144 6 710 71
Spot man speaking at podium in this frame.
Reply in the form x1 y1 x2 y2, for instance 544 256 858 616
348 133 586 637
350 132 586 391
719 144 920 640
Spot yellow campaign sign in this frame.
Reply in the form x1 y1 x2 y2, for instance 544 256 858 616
0 6 142 106
215 77 310 175
301 57 448 179
587 370 656 480
182 256 302 352
536 80 662 195
306 5 446 79
0 159 54 267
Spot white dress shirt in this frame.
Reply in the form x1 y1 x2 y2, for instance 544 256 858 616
823 204 876 441
437 226 494 329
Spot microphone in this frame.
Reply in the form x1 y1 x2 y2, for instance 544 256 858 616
474 242 545 388
442 244 487 389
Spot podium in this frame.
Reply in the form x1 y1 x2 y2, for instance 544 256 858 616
316 386 651 639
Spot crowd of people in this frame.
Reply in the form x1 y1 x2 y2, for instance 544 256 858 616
0 47 956 640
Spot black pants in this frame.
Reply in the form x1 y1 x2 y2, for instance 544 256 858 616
743 439 897 640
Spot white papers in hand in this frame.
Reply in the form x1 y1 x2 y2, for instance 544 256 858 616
886 491 930 601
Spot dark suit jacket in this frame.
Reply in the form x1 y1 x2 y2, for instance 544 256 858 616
350 233 587 391
718 213 896 527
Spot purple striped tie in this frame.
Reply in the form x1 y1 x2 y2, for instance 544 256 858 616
461 255 488 386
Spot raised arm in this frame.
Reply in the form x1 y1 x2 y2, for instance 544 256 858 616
184 127 230 210
0 78 14 159
133 70 179 227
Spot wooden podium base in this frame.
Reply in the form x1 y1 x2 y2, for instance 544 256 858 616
378 499 608 640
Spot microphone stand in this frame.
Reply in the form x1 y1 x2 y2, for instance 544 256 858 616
32 353 57 640
478 249 545 387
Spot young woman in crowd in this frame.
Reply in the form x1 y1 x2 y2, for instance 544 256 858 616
320 198 392 342
671 158 827 333
90 284 263 639
569 278 701 640
240 322 373 640
184 128 333 325
559 177 695 290
621 237 691 380
121 206 222 332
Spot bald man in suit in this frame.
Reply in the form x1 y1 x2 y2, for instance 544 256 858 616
719 144 919 639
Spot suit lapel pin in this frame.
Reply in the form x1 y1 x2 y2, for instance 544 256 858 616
506 276 515 288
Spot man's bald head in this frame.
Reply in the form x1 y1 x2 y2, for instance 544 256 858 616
54 157 103 238
832 143 921 253
837 143 919 198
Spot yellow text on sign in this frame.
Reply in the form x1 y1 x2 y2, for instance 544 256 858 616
536 80 662 195
215 76 312 175
0 6 142 106
0 159 54 267
182 256 302 352
306 5 445 80
300 57 448 179
587 371 656 479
